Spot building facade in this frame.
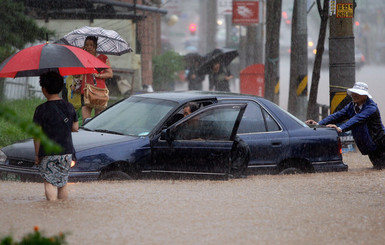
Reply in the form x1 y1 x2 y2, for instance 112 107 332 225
23 0 166 93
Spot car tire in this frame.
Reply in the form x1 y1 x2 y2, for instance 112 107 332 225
279 167 303 175
99 171 132 181
229 136 250 178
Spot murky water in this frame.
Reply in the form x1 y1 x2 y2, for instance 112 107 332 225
1 151 385 245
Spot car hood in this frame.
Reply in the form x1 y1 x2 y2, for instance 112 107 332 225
2 129 138 160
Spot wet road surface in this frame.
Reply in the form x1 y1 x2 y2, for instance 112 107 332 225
1 151 385 245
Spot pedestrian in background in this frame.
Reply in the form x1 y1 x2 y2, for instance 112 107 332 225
306 82 385 170
81 36 113 122
187 60 205 90
64 75 82 122
33 72 78 201
209 62 233 92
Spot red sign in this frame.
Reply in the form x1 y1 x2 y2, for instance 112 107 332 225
232 1 259 25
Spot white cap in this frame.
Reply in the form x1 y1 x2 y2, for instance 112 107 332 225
347 82 372 99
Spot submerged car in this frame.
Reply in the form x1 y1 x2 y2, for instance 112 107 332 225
0 91 347 182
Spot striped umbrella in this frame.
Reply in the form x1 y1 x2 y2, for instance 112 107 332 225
0 43 110 78
58 26 133 56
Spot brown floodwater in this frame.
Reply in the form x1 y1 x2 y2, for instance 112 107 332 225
1 151 385 245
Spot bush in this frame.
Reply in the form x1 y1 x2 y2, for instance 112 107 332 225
152 51 185 91
0 99 62 153
0 226 68 245
0 98 43 147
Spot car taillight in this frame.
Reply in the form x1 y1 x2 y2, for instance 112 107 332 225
71 160 76 168
338 137 342 155
361 55 365 62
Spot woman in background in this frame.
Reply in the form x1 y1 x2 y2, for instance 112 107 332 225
81 36 113 122
209 62 233 92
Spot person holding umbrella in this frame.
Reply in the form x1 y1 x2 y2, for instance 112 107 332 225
184 53 204 90
0 41 110 201
197 48 238 92
58 26 131 122
33 71 79 201
209 61 233 92
80 36 113 121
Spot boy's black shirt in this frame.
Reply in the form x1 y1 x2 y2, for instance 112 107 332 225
33 99 78 157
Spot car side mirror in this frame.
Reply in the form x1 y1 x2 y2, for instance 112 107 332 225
160 129 173 142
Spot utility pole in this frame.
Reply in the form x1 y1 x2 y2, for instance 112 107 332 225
235 0 262 69
288 0 308 120
245 26 258 66
307 0 329 121
199 0 217 54
328 0 355 114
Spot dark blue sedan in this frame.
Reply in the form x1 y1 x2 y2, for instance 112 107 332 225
0 91 347 182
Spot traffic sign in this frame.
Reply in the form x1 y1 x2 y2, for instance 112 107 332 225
232 1 259 25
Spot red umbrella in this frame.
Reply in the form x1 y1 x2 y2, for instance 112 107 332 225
0 43 110 78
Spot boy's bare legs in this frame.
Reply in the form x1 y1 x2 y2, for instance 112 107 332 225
44 181 57 201
44 182 68 201
58 185 68 200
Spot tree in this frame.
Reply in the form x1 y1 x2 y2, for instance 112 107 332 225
307 0 329 120
288 0 308 120
264 0 282 104
0 0 50 62
0 0 59 153
0 0 51 100
152 51 185 91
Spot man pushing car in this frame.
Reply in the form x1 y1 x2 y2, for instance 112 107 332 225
306 82 385 170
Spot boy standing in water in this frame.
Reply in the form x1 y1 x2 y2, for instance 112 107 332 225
33 72 78 201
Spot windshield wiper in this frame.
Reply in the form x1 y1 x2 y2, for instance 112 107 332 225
93 129 123 135
80 126 92 131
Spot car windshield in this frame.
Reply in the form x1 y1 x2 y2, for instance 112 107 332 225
83 97 177 136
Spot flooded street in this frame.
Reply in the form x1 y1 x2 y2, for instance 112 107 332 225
1 152 385 245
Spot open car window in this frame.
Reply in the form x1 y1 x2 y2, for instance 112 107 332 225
164 100 213 127
172 104 245 141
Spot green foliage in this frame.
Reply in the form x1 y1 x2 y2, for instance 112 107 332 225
0 98 42 146
1 227 68 245
0 0 53 62
0 99 61 153
0 1 57 151
152 51 185 91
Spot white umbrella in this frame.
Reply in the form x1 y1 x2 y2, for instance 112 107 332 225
58 26 133 56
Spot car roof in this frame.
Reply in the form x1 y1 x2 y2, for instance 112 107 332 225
132 91 304 130
133 91 260 104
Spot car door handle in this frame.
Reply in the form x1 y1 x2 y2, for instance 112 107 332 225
271 141 282 147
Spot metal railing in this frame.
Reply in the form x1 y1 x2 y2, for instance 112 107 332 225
0 77 43 101
0 69 137 102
